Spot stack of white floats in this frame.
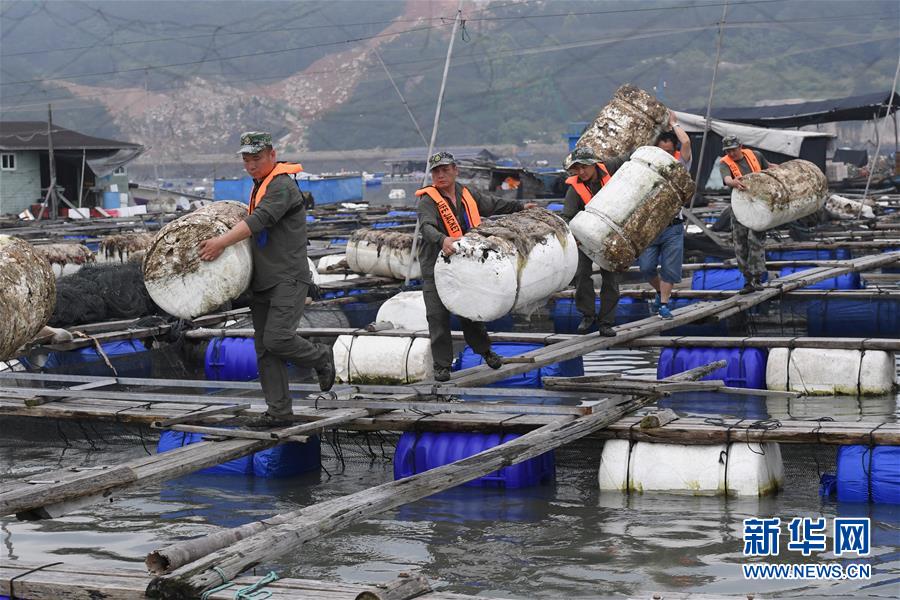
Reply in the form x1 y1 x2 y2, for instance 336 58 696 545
332 334 432 384
599 440 784 497
434 208 578 322
569 146 695 271
766 348 896 395
375 291 428 331
731 159 828 231
346 229 420 280
576 84 670 158
0 236 56 360
143 201 252 319
316 254 358 283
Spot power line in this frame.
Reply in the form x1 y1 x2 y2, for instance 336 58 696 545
0 22 453 88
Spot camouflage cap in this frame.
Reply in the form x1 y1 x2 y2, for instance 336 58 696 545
237 131 273 155
564 146 600 170
428 151 456 168
722 135 742 150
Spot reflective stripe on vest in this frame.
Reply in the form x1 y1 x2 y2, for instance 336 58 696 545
720 149 761 180
249 162 304 215
415 186 482 238
565 163 611 205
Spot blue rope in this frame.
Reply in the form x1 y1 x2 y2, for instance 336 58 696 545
234 571 279 599
200 567 234 600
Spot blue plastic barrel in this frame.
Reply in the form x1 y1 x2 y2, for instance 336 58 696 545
341 299 380 328
766 249 850 261
806 298 899 338
547 202 564 212
102 191 122 209
387 210 416 218
665 298 731 336
659 391 769 420
657 346 767 389
832 445 900 504
691 268 761 290
372 221 401 229
41 340 150 377
779 266 862 290
205 337 258 381
551 297 650 333
394 431 555 489
453 342 583 388
158 430 320 477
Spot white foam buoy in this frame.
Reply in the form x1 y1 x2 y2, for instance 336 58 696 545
346 229 420 280
0 236 56 360
315 253 358 283
332 334 432 383
143 201 252 319
766 348 896 395
0 235 56 360
731 159 828 231
375 291 428 331
825 194 875 220
433 208 578 322
569 146 695 272
599 439 783 497
576 84 670 158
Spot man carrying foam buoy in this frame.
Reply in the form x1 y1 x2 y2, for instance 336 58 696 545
639 112 693 320
198 132 336 425
562 146 627 336
719 135 779 295
416 151 534 382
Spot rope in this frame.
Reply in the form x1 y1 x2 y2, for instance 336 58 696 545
8 561 64 599
865 423 886 502
234 570 279 599
199 566 234 600
809 417 835 478
70 330 118 376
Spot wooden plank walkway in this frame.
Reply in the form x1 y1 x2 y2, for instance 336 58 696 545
0 384 895 446
0 561 490 600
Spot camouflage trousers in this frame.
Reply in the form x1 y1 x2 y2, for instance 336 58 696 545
731 215 767 278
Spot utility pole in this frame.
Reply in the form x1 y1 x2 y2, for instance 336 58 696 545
46 104 59 220
404 0 465 285
690 0 729 210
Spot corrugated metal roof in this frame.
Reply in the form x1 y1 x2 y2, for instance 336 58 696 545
0 121 141 151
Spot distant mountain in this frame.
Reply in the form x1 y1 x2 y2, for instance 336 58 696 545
2 0 896 162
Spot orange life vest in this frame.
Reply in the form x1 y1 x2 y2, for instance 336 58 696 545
248 162 304 214
565 163 611 205
673 150 682 161
415 185 482 238
720 149 761 179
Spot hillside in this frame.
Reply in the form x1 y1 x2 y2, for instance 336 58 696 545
1 0 896 162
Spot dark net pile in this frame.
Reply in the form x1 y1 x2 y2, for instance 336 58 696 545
50 262 161 327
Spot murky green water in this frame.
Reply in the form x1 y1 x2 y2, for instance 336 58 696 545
2 342 898 599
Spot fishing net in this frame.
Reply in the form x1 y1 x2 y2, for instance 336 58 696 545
50 262 161 327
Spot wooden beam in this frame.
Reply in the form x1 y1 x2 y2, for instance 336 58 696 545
145 398 654 595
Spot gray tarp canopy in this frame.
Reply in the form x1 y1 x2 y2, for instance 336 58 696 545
673 111 834 158
85 147 146 178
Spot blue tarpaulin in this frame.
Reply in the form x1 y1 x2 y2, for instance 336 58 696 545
215 175 363 205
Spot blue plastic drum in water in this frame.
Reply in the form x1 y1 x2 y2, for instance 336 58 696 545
205 337 258 381
657 346 767 389
454 342 583 388
394 431 555 489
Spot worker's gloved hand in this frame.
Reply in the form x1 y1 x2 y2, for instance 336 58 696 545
441 237 457 256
